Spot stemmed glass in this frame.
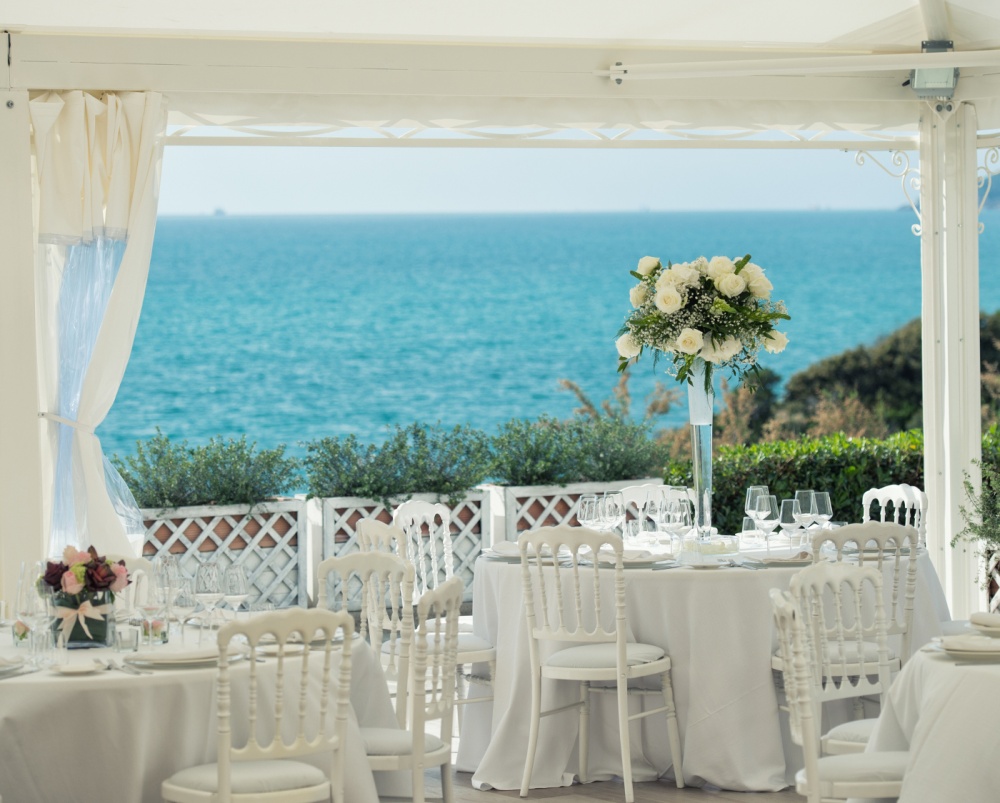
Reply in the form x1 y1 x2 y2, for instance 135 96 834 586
754 495 780 549
779 499 804 547
194 561 224 629
223 564 250 620
172 578 197 644
577 495 600 528
745 486 770 521
794 490 817 529
602 492 625 534
136 582 169 645
661 498 692 553
813 492 833 529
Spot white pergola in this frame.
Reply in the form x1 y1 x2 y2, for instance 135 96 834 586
3 1 1000 617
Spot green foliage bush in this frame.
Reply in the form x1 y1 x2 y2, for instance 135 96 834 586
490 417 578 486
112 429 301 508
665 430 925 536
570 417 670 483
305 423 493 506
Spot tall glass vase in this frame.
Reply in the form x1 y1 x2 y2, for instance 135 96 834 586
687 358 714 543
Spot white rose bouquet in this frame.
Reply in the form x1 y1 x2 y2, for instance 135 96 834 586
617 253 790 388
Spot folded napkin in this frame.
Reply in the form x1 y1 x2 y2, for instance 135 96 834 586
762 550 812 563
0 656 24 669
597 547 654 562
941 634 1000 652
129 645 241 664
488 541 521 557
970 612 1000 628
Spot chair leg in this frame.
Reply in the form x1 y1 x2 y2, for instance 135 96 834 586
413 763 425 803
441 760 455 803
852 697 864 720
661 671 685 788
520 669 543 797
455 665 465 736
617 679 634 803
579 681 590 784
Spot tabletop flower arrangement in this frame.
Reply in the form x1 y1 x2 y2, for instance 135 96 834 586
42 546 130 647
616 253 790 389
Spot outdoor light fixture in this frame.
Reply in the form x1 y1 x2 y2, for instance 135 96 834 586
909 40 959 100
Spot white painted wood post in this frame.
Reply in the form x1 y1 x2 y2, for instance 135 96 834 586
0 89 48 605
919 101 983 619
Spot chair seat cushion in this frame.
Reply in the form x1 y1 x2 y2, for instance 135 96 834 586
545 642 665 669
164 760 328 794
796 751 908 787
822 717 877 751
361 727 445 756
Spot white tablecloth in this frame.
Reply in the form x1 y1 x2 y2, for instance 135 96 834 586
863 647 1000 802
458 551 949 792
0 632 401 803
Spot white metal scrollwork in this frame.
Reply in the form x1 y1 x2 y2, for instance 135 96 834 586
855 150 922 236
977 146 1000 233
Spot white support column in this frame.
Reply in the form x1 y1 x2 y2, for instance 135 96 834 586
0 89 47 607
919 102 983 619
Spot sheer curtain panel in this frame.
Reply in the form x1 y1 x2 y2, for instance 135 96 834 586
30 91 167 558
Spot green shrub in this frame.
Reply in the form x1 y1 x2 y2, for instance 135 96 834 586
570 417 670 483
305 423 493 506
491 417 580 486
665 430 925 536
112 429 301 508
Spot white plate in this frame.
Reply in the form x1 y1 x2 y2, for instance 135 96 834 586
937 646 1000 661
481 551 521 563
746 558 814 568
969 623 1000 638
52 660 103 676
257 642 306 656
0 656 26 677
597 558 676 569
125 645 244 669
687 562 726 570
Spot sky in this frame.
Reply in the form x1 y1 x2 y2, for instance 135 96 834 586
157 146 911 215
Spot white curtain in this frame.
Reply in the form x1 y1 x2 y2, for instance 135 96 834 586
31 91 167 558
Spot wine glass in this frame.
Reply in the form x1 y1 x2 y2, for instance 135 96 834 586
223 564 250 620
661 498 692 554
794 490 817 529
745 486 770 520
577 495 599 528
779 499 804 547
172 577 197 643
136 582 168 646
16 563 55 667
195 561 224 628
602 492 625 533
813 492 833 529
741 516 763 548
754 495 780 549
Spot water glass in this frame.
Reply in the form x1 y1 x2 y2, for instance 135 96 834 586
195 561 224 628
813 492 833 528
115 624 141 653
602 492 625 533
754 495 780 547
223 564 250 619
745 486 770 519
794 490 817 528
779 499 805 546
577 495 599 528
741 516 764 547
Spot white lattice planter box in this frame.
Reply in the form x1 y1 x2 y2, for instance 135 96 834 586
499 479 663 542
320 491 492 606
141 499 308 608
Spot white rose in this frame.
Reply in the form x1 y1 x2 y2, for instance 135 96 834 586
675 327 704 355
691 256 709 274
636 256 660 276
717 336 743 361
655 270 679 289
629 284 649 307
670 263 701 288
616 332 642 359
747 274 773 300
764 330 789 353
707 256 735 280
716 272 747 298
700 336 721 364
740 262 763 282
654 285 683 314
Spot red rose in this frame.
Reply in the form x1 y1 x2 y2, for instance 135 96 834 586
42 561 67 590
85 560 116 591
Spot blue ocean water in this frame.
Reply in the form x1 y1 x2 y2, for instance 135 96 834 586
100 210 1000 460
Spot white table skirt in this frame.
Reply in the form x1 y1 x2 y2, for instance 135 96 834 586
0 632 401 803
861 647 1000 802
458 552 949 792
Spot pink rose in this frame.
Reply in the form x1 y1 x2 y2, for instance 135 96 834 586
109 563 129 593
69 550 91 566
61 570 84 595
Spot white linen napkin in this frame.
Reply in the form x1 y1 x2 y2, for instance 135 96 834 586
941 634 1000 652
487 541 521 557
970 611 1000 628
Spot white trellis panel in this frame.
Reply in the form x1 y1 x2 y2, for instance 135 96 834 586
501 479 663 542
321 492 490 606
989 553 1000 613
141 499 307 608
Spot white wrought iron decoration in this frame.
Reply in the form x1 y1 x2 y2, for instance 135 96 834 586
855 150 922 235
977 145 1000 233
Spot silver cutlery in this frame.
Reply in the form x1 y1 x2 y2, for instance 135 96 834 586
108 658 149 675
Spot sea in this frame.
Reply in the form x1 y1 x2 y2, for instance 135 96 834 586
99 210 1000 461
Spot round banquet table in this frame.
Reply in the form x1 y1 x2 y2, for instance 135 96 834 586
0 629 403 803
457 550 950 793
858 646 1000 802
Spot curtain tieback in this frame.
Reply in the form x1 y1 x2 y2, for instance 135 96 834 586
38 412 96 434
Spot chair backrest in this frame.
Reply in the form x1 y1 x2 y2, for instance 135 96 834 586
787 561 893 704
216 608 354 802
770 588 823 797
392 500 454 596
811 521 919 662
316 551 414 725
357 517 408 557
518 526 626 677
862 483 927 545
106 553 156 612
409 577 463 747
